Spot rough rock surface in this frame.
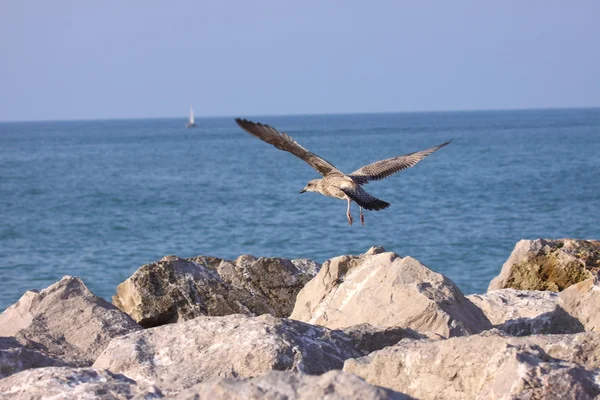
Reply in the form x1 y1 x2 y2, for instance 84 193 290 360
488 239 600 292
0 337 67 379
113 255 318 328
467 289 583 335
290 246 491 337
344 330 600 400
0 276 141 367
0 367 163 399
211 254 319 317
340 323 429 355
176 370 409 400
94 314 361 395
558 276 600 332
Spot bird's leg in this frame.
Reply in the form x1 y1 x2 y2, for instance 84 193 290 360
346 198 353 226
360 207 365 226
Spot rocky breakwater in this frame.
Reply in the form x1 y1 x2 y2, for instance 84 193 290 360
2 239 600 399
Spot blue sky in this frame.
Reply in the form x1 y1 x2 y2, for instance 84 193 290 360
1 1 599 121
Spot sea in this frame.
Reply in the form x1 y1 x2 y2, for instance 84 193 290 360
1 109 599 310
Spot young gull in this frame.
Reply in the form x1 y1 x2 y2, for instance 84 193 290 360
235 118 451 226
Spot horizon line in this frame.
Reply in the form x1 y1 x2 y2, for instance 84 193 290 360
1 105 599 124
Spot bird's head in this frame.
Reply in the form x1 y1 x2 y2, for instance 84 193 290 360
300 179 320 194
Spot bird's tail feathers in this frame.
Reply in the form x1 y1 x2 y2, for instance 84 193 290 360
340 187 390 211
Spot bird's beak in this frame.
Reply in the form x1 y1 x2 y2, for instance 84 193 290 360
300 188 307 194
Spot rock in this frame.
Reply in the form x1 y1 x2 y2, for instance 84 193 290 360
478 357 599 400
0 367 163 399
0 276 141 367
340 324 429 355
467 289 583 336
93 314 361 395
558 276 600 332
113 255 317 328
176 370 409 400
0 337 67 379
468 289 560 326
488 239 600 292
344 330 600 400
214 255 319 317
290 247 491 337
290 258 321 276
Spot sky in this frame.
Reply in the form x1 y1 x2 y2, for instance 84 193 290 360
1 1 599 122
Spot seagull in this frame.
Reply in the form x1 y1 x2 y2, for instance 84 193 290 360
235 118 451 226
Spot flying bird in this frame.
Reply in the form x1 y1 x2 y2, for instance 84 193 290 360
235 118 451 226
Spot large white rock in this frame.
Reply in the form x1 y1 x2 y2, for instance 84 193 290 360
488 239 600 292
0 367 163 399
93 314 362 395
290 247 491 337
344 331 600 400
176 370 409 400
0 276 141 367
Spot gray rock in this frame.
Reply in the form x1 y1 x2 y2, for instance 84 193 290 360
0 276 141 367
0 367 163 399
340 324 429 355
468 289 560 326
93 314 362 395
175 370 410 400
0 337 67 379
488 239 600 292
467 289 583 335
113 255 317 328
344 330 600 400
478 355 600 400
215 255 319 317
290 258 321 276
290 246 491 337
558 276 600 332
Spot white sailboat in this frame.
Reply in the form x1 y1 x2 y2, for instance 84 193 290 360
185 106 196 128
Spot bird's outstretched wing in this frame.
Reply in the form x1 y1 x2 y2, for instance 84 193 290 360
349 140 452 184
235 118 342 177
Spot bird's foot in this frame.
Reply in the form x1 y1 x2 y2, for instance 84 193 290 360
360 213 365 226
347 213 353 226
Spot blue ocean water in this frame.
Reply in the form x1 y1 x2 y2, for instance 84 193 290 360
1 109 599 310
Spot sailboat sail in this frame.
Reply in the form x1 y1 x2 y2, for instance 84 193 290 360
186 106 197 128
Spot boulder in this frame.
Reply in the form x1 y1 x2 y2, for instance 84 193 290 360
214 255 319 317
0 276 141 367
467 289 583 336
176 370 409 400
558 276 600 332
93 314 361 395
488 239 600 292
0 367 163 399
0 337 67 379
290 246 491 337
113 255 317 328
344 330 600 400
